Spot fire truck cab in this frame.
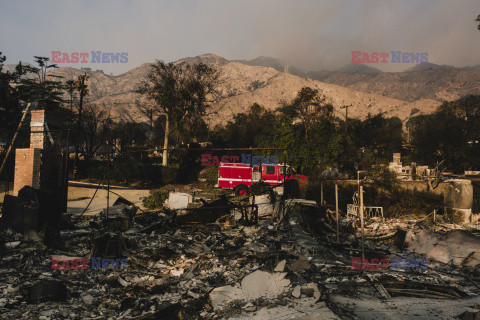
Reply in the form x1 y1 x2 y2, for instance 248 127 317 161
217 162 308 196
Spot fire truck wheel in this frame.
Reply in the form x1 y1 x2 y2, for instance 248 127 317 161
234 185 249 197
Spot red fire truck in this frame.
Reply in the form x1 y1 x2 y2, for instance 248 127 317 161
217 162 308 196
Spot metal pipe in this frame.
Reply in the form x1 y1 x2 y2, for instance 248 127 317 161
106 140 110 222
335 184 339 244
360 185 365 261
250 151 255 224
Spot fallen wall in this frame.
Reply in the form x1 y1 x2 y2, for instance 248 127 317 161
405 229 480 270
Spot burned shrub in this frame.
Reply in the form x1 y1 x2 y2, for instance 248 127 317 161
305 180 442 218
306 181 357 208
251 181 271 195
377 187 442 218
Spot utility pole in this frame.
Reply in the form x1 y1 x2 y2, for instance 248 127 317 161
149 109 154 147
162 113 169 166
106 139 111 222
340 104 351 137
407 124 410 145
320 182 324 205
360 185 365 261
74 73 88 178
341 104 352 162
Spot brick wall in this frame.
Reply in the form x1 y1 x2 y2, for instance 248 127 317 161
13 148 42 195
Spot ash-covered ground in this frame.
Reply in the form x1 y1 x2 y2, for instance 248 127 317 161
1 192 480 319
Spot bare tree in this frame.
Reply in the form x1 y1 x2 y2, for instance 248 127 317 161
80 105 113 160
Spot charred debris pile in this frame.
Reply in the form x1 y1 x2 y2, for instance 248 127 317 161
1 180 480 319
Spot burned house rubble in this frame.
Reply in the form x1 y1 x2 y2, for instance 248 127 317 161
4 1 480 318
1 179 480 320
2 108 480 320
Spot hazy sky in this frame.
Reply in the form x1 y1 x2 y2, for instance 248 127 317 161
1 0 479 75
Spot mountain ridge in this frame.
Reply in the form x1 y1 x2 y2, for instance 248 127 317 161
4 54 479 126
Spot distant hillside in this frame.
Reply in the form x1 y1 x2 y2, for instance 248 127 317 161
406 62 455 72
2 63 36 79
2 64 18 73
206 61 439 126
235 56 304 76
42 54 440 127
336 64 383 74
306 63 480 102
13 54 480 127
176 53 229 67
463 65 480 71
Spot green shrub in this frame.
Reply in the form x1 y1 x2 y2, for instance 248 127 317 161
142 190 169 209
198 166 219 185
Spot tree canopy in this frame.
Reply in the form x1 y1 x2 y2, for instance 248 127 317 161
138 61 220 145
408 95 480 172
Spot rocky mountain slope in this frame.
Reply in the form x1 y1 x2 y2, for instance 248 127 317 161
235 56 304 76
232 58 480 102
205 61 439 126
306 64 480 102
25 53 478 126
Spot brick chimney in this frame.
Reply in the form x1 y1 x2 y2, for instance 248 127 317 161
13 110 46 195
30 110 46 149
393 153 401 165
13 148 41 195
